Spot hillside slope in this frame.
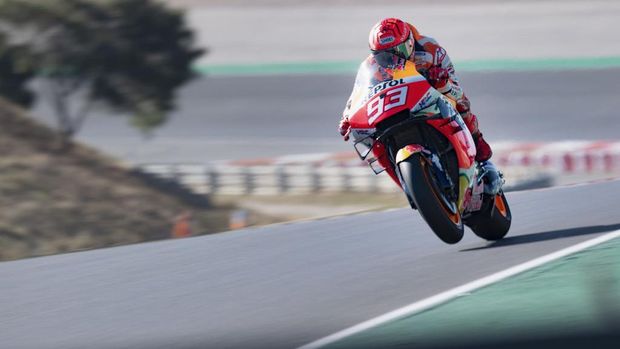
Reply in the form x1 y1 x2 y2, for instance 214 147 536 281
0 98 232 261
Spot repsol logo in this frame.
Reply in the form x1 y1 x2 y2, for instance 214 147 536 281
372 78 405 96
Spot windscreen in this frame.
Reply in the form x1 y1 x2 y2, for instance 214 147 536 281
347 54 419 115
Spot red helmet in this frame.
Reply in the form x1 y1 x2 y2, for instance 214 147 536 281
368 18 415 62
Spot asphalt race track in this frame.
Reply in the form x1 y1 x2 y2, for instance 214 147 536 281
31 68 620 163
2 179 620 349
10 3 620 347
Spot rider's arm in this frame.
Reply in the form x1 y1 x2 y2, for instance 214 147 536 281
418 35 464 104
433 45 464 103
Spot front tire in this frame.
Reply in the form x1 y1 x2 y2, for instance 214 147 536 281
399 154 464 244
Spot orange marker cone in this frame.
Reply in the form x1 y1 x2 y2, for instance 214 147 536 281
172 212 193 238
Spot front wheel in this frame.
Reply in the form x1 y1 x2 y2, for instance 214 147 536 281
465 191 512 241
399 154 464 244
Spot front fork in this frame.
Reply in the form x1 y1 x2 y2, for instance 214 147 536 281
393 145 455 210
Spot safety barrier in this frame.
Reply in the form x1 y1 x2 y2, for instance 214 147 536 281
493 142 620 173
139 163 551 196
138 141 620 196
224 142 620 173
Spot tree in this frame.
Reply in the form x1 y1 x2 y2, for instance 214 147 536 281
0 0 204 144
0 33 36 107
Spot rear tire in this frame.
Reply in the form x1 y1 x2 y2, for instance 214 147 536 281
466 191 512 241
399 154 464 244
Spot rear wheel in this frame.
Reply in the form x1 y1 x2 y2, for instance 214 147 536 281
399 154 464 244
465 191 512 241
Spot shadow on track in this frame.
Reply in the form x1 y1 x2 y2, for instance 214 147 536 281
460 223 620 252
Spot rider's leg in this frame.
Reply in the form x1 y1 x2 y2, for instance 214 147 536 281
457 95 503 194
457 95 492 162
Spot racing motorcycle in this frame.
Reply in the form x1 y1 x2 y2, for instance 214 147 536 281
346 53 511 244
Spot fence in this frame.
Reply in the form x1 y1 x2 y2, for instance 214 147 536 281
139 163 551 196
138 142 620 196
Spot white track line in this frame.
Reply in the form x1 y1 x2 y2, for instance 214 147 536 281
298 229 620 349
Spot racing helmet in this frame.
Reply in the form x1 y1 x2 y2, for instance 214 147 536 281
368 18 415 66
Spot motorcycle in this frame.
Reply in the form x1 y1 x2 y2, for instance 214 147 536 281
345 53 511 244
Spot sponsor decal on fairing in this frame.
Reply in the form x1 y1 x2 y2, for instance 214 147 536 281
368 75 426 97
410 90 436 113
367 86 409 125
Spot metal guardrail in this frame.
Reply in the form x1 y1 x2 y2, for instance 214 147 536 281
139 164 554 196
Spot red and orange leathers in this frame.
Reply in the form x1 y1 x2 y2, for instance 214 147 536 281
407 24 492 162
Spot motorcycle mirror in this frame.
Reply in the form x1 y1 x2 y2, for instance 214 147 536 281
353 136 374 160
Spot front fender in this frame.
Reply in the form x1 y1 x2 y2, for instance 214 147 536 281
395 144 427 164
395 144 469 213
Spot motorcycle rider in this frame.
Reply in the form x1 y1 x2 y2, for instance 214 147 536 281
339 18 493 163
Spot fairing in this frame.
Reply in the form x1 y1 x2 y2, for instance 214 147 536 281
346 54 478 213
347 57 434 128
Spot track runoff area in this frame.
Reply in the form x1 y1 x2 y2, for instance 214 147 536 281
301 225 620 349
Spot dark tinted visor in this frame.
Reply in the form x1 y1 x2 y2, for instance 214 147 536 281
371 51 405 69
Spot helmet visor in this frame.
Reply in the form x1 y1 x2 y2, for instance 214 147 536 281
371 33 414 66
372 51 406 69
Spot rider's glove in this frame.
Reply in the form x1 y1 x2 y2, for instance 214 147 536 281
338 118 351 141
426 66 450 90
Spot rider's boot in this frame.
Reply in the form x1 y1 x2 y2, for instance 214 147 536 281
464 113 493 162
477 160 503 195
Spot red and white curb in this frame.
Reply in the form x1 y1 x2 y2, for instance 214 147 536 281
224 141 620 174
493 141 620 173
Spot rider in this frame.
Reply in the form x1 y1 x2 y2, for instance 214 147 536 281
339 17 493 163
